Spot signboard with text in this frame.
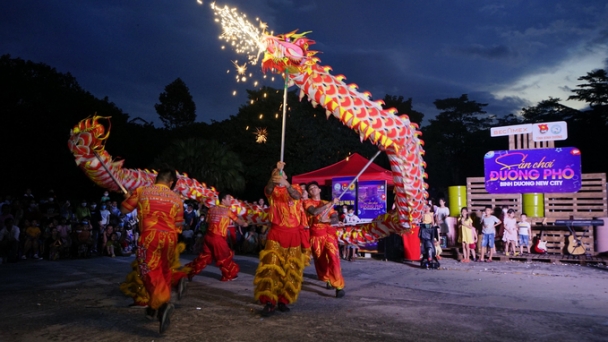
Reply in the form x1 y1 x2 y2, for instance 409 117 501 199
490 121 568 142
484 147 582 194
332 177 357 209
357 180 387 220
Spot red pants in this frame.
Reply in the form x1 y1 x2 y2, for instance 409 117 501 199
300 226 312 266
137 229 185 310
310 225 345 290
185 233 239 281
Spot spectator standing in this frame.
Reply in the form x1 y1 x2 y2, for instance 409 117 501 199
503 209 518 256
0 221 9 263
5 218 20 262
0 205 14 230
74 201 90 222
480 207 501 262
183 204 197 230
56 217 72 247
434 198 450 245
518 214 532 255
90 202 102 254
41 195 59 220
100 191 111 203
22 219 41 259
458 207 474 263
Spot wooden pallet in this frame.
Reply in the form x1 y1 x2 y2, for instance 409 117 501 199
544 173 607 220
466 177 521 214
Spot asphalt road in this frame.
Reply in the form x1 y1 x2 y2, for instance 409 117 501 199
1 253 607 342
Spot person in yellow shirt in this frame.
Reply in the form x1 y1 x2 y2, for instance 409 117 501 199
23 219 41 259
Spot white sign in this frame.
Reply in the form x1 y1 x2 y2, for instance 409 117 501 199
490 124 532 137
532 121 568 142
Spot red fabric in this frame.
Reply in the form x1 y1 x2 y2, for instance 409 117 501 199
299 226 310 249
292 153 393 187
402 226 421 261
137 230 181 310
266 224 301 248
207 205 239 237
267 186 304 228
310 225 345 290
186 232 239 281
122 184 184 234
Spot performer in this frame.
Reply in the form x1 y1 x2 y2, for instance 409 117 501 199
120 168 187 334
304 181 346 298
298 183 312 266
185 192 247 282
254 162 305 316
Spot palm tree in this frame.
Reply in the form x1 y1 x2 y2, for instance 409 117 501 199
153 138 246 194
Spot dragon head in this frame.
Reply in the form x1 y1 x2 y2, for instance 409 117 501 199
69 115 111 153
261 30 317 74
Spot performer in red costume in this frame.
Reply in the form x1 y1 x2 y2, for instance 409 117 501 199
298 183 312 266
254 161 305 317
304 181 346 298
185 192 248 282
121 169 187 334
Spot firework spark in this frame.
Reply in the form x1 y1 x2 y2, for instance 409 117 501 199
211 2 266 65
254 127 268 143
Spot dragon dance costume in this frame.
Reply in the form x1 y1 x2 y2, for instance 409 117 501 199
185 205 240 281
254 186 305 306
121 183 187 310
304 199 345 291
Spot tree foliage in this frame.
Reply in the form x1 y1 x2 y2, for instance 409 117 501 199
153 138 246 194
154 78 196 130
568 69 608 109
382 95 424 125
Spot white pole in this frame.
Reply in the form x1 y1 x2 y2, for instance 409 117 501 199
279 72 289 173
337 150 383 200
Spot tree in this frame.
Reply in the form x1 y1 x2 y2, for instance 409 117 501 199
154 78 196 129
382 95 424 125
422 94 492 188
568 69 608 109
520 98 579 123
153 138 246 194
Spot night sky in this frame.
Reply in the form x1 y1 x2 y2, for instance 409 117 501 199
2 0 607 125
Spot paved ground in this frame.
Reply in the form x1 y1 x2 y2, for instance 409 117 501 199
1 253 607 342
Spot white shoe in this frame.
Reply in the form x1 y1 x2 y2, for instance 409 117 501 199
21 255 27 260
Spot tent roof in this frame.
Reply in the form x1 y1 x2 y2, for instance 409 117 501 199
292 153 393 186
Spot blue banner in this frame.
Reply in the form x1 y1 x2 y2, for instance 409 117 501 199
358 180 387 220
484 147 582 194
332 177 357 209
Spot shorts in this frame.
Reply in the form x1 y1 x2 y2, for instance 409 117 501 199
519 234 529 246
468 243 476 250
481 233 495 248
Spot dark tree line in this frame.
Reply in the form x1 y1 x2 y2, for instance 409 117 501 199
1 54 606 201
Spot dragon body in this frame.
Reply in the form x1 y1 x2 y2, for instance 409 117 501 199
68 29 428 244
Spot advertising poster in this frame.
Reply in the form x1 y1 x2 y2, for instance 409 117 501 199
332 177 357 209
484 147 582 194
358 180 387 220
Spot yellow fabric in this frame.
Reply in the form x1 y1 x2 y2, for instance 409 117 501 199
253 240 304 304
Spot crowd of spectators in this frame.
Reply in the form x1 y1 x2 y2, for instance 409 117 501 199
0 189 138 263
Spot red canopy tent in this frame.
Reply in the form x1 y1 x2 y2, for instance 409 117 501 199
291 153 394 187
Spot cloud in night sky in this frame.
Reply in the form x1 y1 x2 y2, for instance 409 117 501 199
1 0 606 125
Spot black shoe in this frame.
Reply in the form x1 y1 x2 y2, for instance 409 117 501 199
326 282 333 290
158 303 174 334
261 302 275 317
277 303 290 313
177 277 187 300
145 307 156 321
187 274 194 282
336 289 346 298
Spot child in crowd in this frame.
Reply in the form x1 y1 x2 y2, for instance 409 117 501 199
480 207 501 262
469 223 478 262
458 207 473 263
22 219 41 259
518 213 532 254
502 209 518 256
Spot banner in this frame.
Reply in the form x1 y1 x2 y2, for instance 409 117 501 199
332 177 357 209
484 147 582 194
358 180 387 220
